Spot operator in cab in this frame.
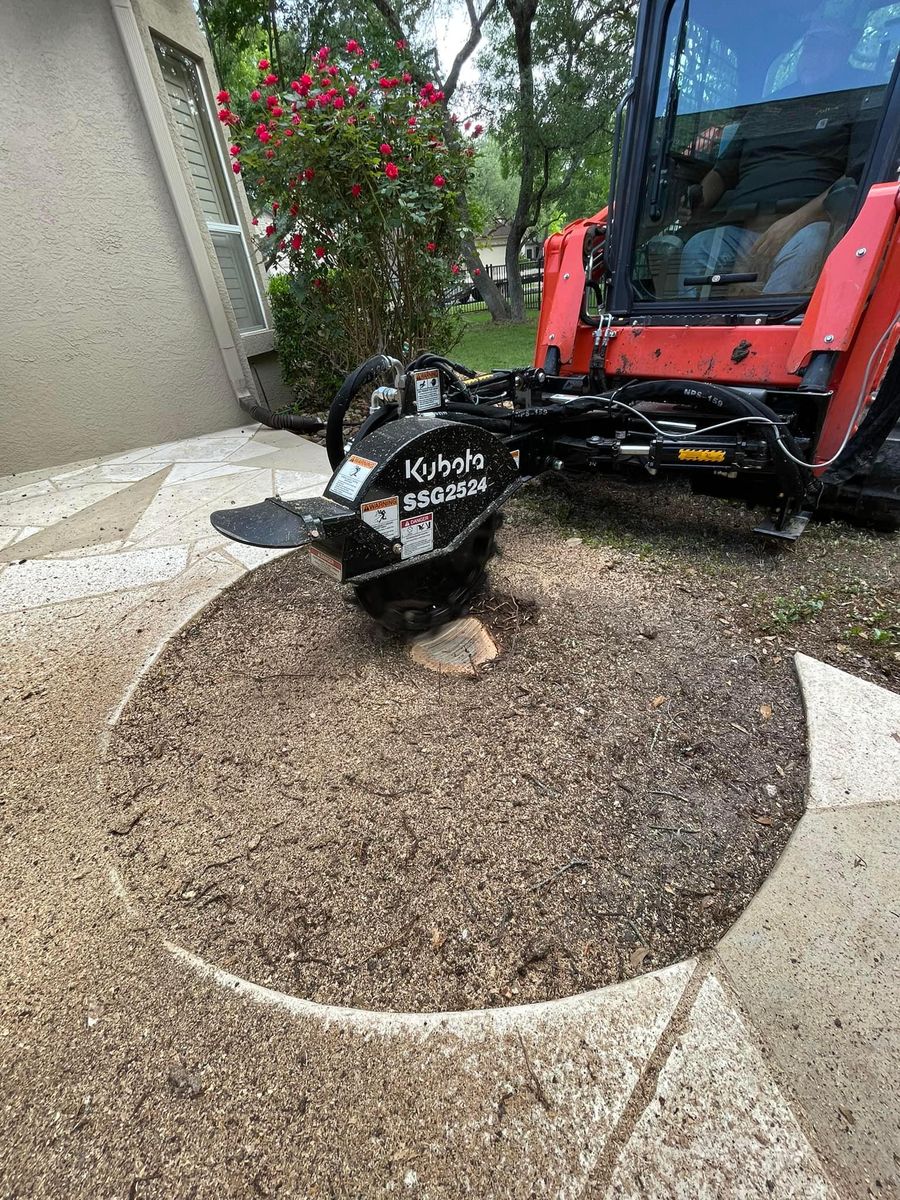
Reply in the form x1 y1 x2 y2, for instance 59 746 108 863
678 21 871 294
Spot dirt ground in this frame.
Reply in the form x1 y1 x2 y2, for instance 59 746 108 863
99 474 899 1013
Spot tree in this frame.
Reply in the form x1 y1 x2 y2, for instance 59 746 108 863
202 0 514 320
468 134 519 230
365 0 514 321
483 0 636 318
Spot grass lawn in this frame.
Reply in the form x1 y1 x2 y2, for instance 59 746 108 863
451 308 539 372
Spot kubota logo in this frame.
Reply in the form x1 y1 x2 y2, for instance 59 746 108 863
403 449 485 483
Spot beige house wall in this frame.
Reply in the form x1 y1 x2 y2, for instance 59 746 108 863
0 0 268 475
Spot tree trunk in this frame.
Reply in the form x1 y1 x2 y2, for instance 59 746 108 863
457 194 511 321
505 0 539 321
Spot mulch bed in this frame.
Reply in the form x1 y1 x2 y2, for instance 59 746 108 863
99 474 896 1011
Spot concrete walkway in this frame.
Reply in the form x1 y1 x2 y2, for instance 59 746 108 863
1 426 898 1199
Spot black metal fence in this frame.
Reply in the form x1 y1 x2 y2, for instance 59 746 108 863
446 260 544 312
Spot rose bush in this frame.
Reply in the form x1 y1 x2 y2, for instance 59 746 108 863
218 43 480 409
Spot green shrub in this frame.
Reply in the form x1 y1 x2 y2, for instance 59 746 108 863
218 43 474 406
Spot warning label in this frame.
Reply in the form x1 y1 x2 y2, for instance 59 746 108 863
510 448 521 468
413 368 441 412
308 544 343 581
330 453 377 501
360 494 399 539
400 511 434 560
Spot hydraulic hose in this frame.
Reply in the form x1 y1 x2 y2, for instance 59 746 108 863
325 354 396 468
238 396 324 434
611 378 807 497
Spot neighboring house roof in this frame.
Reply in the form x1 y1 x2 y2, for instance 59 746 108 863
482 221 541 246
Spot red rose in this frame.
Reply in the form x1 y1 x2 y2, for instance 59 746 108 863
408 117 417 128
347 84 358 97
216 89 230 103
385 161 399 179
290 203 299 216
232 161 241 173
264 73 278 85
451 264 460 274
369 59 380 69
305 98 316 109
272 201 279 212
402 72 412 83
251 217 259 226
265 224 275 236
314 46 330 64
258 59 270 70
351 183 362 197
271 105 283 117
473 124 483 137
379 142 392 155
265 148 275 158
426 241 436 252
474 268 481 275
304 167 315 181
395 39 407 49
333 95 345 109
257 128 271 143
250 89 261 102
346 38 361 53
328 65 339 76
291 234 302 250
433 174 446 188
229 144 240 156
314 245 326 259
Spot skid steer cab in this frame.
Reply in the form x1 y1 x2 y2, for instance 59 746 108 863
214 0 900 632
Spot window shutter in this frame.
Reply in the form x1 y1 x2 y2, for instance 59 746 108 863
154 40 265 333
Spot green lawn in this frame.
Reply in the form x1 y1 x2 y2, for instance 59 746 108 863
452 309 539 372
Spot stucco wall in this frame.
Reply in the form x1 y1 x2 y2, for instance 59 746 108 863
0 0 251 474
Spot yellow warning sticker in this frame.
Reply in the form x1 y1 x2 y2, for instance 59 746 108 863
360 495 400 539
330 453 377 501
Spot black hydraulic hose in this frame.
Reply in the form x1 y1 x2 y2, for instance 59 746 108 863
611 378 807 496
238 396 324 434
325 354 395 469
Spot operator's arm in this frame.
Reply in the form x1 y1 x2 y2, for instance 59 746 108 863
681 128 741 220
698 169 727 210
680 169 726 220
749 187 830 262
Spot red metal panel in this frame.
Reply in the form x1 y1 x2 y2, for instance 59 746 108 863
601 326 800 386
813 206 900 466
534 210 606 370
788 183 900 374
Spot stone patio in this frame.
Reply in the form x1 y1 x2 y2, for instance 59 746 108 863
1 425 898 1198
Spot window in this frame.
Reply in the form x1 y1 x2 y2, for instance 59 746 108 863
154 38 266 333
630 0 899 303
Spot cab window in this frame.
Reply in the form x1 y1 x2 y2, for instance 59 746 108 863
631 0 899 303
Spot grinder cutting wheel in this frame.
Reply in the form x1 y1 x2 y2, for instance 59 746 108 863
213 0 900 632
